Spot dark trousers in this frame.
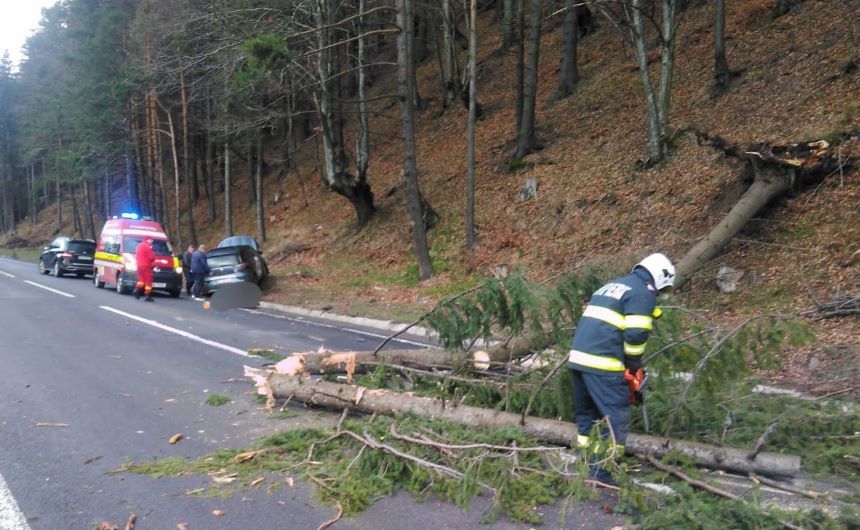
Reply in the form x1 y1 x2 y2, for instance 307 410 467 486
184 271 193 295
191 272 205 298
570 368 631 448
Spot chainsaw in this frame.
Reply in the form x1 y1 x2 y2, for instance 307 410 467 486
624 368 650 432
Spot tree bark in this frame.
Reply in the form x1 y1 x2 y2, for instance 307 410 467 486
676 166 792 288
514 0 525 134
631 0 664 163
224 142 233 238
166 109 182 249
501 0 514 49
440 0 461 112
179 65 197 247
514 0 543 159
356 0 370 183
397 0 433 280
713 0 731 94
255 133 266 243
315 0 376 229
552 0 580 101
251 375 802 477
465 0 478 249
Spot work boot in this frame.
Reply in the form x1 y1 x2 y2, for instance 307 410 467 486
587 464 617 486
134 288 141 300
144 295 154 302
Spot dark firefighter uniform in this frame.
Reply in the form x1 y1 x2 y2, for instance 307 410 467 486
568 266 657 454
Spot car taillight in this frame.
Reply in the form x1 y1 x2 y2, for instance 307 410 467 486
59 252 74 259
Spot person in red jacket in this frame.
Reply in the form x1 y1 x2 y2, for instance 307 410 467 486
134 237 156 301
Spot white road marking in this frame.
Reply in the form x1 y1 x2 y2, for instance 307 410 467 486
23 281 75 298
0 271 14 278
99 306 250 357
240 309 439 349
0 472 30 530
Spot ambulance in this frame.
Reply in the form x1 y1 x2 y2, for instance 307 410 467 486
93 213 183 297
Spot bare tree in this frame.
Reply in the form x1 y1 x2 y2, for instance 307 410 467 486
397 0 432 280
466 0 478 249
514 0 545 160
713 0 732 94
551 0 581 101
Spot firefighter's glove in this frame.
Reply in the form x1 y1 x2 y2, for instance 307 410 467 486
652 307 663 320
623 368 646 406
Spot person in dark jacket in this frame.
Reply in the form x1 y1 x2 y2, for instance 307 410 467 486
190 244 210 301
134 237 155 302
181 245 194 296
568 253 675 483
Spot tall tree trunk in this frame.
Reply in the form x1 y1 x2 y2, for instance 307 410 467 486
514 0 543 160
30 163 36 226
204 94 216 222
397 0 432 280
631 0 663 163
552 0 580 101
465 0 478 249
357 0 370 182
125 153 135 213
247 137 256 205
514 0 525 134
255 134 266 243
713 0 731 93
224 141 233 238
656 0 678 161
55 139 62 231
81 181 96 240
501 0 514 49
166 109 182 249
440 0 461 112
315 0 376 228
71 187 82 235
180 64 197 246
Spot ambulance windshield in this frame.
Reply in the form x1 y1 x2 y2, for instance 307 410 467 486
123 237 173 256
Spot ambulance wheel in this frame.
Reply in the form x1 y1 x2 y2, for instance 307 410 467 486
94 270 105 289
116 274 130 295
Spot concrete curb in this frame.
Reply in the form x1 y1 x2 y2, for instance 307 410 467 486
258 301 437 340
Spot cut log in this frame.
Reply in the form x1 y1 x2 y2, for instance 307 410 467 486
248 372 801 477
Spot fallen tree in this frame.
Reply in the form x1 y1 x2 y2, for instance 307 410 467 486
675 131 855 288
245 369 802 477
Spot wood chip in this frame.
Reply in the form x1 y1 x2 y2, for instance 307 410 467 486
36 422 70 428
169 433 184 445
176 524 188 530
234 451 258 463
250 477 265 487
212 509 225 517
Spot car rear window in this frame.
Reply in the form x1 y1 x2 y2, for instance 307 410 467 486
68 241 95 253
207 254 240 267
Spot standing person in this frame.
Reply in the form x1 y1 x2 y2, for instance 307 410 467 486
568 253 675 483
190 244 210 301
181 245 195 296
134 237 156 302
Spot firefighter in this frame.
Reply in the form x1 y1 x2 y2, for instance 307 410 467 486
568 253 675 483
134 237 156 302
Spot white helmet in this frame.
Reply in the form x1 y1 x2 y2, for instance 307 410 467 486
634 253 676 290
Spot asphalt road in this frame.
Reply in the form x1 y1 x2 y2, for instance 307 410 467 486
0 256 624 530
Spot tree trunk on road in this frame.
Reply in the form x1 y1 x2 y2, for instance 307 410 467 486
249 374 802 477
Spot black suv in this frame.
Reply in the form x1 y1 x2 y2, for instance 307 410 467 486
39 237 96 277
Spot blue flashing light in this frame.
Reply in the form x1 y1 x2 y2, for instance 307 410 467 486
120 212 140 220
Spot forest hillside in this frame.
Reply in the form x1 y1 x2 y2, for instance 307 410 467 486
1 0 857 398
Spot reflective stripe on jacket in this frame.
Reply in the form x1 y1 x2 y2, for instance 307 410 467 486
568 268 657 374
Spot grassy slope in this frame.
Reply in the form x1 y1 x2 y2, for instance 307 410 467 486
3 0 857 396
